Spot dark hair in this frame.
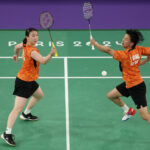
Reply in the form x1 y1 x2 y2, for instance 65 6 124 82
23 27 38 46
126 29 144 49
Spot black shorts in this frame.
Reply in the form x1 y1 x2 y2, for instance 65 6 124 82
116 82 147 109
13 77 39 99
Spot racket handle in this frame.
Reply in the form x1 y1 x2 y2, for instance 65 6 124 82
91 45 94 50
55 52 58 57
90 35 95 50
51 42 58 57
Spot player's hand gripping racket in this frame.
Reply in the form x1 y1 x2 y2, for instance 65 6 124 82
83 2 94 50
39 11 58 56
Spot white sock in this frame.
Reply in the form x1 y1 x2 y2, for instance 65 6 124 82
24 109 31 115
121 104 129 113
6 128 12 134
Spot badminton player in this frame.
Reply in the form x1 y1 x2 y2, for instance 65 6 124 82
1 27 57 146
90 29 150 123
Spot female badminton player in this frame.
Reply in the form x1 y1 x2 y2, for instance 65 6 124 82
1 27 57 146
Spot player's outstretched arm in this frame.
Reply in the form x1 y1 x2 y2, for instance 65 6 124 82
13 43 23 62
90 38 114 56
31 47 57 64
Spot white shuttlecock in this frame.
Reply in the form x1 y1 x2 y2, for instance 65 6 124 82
101 70 107 76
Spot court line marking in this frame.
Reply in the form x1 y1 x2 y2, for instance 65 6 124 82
0 55 148 150
0 56 149 150
0 76 150 79
0 56 147 59
64 57 70 150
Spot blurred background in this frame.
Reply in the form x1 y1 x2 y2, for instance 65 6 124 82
0 0 150 29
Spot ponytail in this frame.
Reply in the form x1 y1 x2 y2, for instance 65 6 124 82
23 38 27 47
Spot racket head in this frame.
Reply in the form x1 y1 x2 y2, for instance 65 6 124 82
83 2 93 20
39 11 54 29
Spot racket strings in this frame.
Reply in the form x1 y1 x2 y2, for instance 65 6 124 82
83 2 93 20
40 11 54 29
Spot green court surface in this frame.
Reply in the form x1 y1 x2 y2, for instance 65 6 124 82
0 30 150 150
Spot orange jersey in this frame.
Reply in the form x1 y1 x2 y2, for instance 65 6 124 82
17 45 40 81
113 46 150 88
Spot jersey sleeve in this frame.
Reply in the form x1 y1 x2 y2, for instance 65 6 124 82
138 46 150 56
113 50 127 62
27 48 36 57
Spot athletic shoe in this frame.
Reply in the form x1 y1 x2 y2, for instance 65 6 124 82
20 112 38 121
122 107 136 121
1 132 16 146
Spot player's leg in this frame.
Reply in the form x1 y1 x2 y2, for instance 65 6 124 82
138 106 150 122
20 86 43 121
107 88 125 107
107 82 136 121
130 82 150 122
1 96 27 146
7 96 27 128
26 86 43 110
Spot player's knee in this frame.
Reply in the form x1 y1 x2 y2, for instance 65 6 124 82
40 92 44 99
38 92 44 100
33 92 44 101
13 107 23 114
106 92 113 100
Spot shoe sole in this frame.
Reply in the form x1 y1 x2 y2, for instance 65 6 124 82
1 134 16 147
122 108 136 122
122 116 130 121
122 113 136 121
20 115 38 121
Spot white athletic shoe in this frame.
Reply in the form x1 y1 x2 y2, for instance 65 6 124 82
122 107 136 121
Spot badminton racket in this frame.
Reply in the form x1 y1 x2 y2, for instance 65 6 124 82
83 2 94 50
39 11 58 56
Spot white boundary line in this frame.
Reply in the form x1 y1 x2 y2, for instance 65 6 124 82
0 56 147 59
0 55 148 150
0 56 149 150
0 76 150 79
64 57 70 150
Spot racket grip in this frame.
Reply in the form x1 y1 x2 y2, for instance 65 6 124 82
90 34 93 39
55 52 58 57
91 45 94 50
51 42 58 57
90 35 94 50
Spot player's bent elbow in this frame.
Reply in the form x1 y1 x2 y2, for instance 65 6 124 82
14 45 20 51
15 43 22 50
14 45 17 49
41 60 47 64
41 62 46 65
